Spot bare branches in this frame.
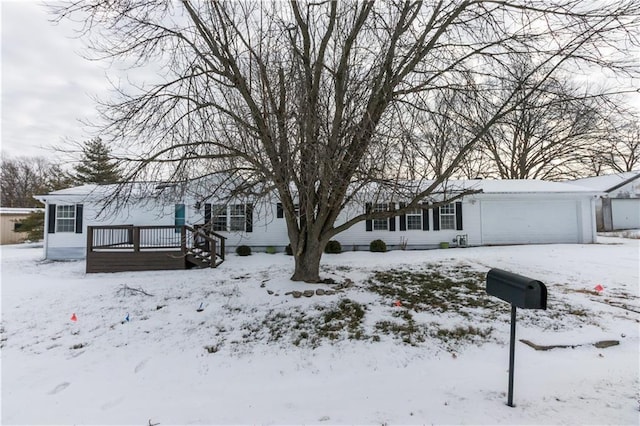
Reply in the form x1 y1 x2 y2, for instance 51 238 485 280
51 0 640 280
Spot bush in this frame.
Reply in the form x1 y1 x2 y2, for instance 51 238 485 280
285 244 293 256
369 239 387 252
265 246 276 254
235 245 252 256
324 240 342 254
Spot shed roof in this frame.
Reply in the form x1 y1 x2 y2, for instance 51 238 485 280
0 207 44 215
567 171 640 193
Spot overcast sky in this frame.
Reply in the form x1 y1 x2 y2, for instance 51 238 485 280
1 1 639 163
1 0 112 159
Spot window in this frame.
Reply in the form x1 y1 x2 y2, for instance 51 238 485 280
373 203 388 231
229 204 246 231
13 222 23 232
406 208 422 230
440 203 456 230
211 204 251 232
56 205 76 233
277 203 300 218
212 204 227 231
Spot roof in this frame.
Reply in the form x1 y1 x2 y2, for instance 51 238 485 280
458 179 597 194
34 179 599 203
567 171 640 193
0 207 44 215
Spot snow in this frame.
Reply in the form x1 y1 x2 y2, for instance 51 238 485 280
0 208 44 215
568 171 640 192
1 239 639 424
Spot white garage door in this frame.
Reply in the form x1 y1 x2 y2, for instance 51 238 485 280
481 200 579 245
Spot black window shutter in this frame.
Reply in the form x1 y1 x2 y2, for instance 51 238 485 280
365 203 372 232
422 204 429 231
276 202 283 218
75 204 83 233
455 201 463 230
48 204 56 234
205 203 212 224
399 202 406 231
245 203 253 232
388 202 396 231
433 206 440 231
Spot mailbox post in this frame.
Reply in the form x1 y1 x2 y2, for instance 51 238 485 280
486 268 547 407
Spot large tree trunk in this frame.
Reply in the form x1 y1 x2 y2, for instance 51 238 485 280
291 243 323 283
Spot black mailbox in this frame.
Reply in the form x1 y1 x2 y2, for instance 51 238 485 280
486 268 547 310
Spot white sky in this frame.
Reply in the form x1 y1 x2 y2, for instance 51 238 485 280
1 0 111 159
1 1 638 162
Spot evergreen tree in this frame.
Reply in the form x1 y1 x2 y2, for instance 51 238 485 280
14 211 45 241
73 138 121 184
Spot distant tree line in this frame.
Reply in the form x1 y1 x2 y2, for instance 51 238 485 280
1 137 121 240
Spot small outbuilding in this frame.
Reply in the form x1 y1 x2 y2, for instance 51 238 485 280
0 207 43 245
568 171 640 231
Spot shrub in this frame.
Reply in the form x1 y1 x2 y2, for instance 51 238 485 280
369 239 387 252
265 246 276 254
285 244 293 256
235 245 251 256
324 240 342 254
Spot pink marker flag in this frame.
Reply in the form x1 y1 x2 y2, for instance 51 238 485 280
71 313 77 322
594 284 604 292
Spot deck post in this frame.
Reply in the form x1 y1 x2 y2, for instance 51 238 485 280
211 240 216 268
133 227 140 252
181 226 187 255
87 226 94 253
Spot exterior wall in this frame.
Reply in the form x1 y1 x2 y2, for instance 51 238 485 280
611 198 640 230
39 189 598 259
331 200 479 250
44 195 180 260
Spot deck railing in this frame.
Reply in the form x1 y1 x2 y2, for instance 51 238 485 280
87 225 226 268
88 225 182 251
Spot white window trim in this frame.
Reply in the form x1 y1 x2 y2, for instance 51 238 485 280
229 204 246 232
56 205 76 233
440 203 456 230
212 204 247 232
373 203 388 231
406 208 422 230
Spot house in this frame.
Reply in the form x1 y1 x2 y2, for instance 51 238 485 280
0 207 44 245
568 171 640 231
34 179 599 272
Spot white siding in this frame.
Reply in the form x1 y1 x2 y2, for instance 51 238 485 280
611 199 640 230
39 187 598 259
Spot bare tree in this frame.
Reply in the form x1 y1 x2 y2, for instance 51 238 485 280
52 0 640 281
479 61 613 180
605 115 640 173
0 156 74 207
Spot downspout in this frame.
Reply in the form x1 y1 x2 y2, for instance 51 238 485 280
40 197 49 260
590 196 597 243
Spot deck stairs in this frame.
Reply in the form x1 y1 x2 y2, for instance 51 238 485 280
183 225 226 269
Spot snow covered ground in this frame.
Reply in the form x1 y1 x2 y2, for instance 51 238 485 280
1 238 638 425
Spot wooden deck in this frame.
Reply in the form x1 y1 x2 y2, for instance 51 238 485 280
86 225 226 273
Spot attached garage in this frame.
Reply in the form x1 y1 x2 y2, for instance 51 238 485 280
467 180 598 246
480 199 580 245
